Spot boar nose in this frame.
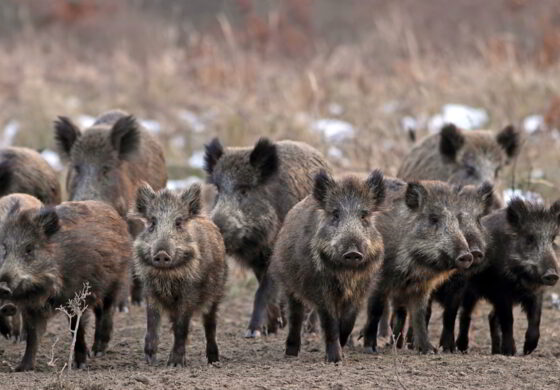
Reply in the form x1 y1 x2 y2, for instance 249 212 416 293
343 251 364 263
455 252 473 270
0 303 16 316
0 282 11 298
542 269 559 286
153 251 172 265
470 247 484 265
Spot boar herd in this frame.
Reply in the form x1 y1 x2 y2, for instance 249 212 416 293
0 109 557 371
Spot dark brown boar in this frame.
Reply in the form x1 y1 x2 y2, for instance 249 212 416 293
0 194 43 340
271 170 385 363
0 200 130 371
0 147 61 205
204 137 330 337
456 199 560 356
54 109 167 305
133 183 227 366
363 180 474 354
397 124 520 206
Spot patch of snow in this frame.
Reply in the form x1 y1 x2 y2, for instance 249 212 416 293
429 104 489 133
401 116 417 132
530 169 545 180
178 110 205 133
41 149 64 171
327 146 344 159
140 119 162 134
523 115 544 134
77 115 95 128
188 150 205 169
382 101 400 114
428 114 445 134
503 188 544 205
170 136 186 150
311 118 355 142
2 120 20 146
547 293 560 310
327 103 344 116
166 176 201 191
65 96 81 110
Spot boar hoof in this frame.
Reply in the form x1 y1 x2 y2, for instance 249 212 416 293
456 337 469 353
145 353 157 365
417 343 437 354
94 351 105 357
325 349 342 363
244 329 261 338
14 361 34 372
285 344 300 357
72 361 87 370
167 354 186 368
501 343 516 356
206 343 219 364
363 346 377 355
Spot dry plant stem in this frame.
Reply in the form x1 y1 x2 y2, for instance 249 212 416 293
391 333 407 390
55 282 91 371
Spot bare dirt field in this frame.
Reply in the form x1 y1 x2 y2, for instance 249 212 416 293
0 271 558 390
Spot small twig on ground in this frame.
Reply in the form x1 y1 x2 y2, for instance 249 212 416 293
391 332 407 390
47 337 60 367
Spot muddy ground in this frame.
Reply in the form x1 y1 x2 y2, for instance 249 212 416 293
0 271 559 390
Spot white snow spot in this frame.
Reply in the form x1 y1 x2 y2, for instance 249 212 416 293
503 188 544 205
178 110 205 133
311 118 355 142
140 119 162 134
327 103 344 116
523 115 544 134
188 150 205 169
65 96 81 110
170 136 186 150
41 149 63 171
166 176 201 191
429 104 489 133
530 169 545 180
2 120 20 146
382 101 400 114
77 115 95 128
327 146 344 159
401 116 417 132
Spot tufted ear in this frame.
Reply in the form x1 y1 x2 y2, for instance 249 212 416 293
34 207 59 238
439 124 465 160
405 182 428 211
181 183 202 217
54 116 81 159
550 200 560 225
110 115 140 160
135 183 156 216
249 138 278 183
203 138 224 176
496 125 520 159
366 169 385 206
506 198 528 228
313 170 336 209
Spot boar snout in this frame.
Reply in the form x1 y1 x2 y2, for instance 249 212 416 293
0 282 11 298
152 251 172 268
542 269 559 286
343 250 364 263
455 252 473 270
0 303 16 316
470 247 484 265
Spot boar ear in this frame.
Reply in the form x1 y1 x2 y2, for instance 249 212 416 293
110 115 140 160
549 200 560 225
250 138 279 183
35 207 59 237
496 125 520 159
135 183 156 216
0 160 13 195
54 116 81 159
366 169 385 206
313 170 336 208
405 182 428 211
181 183 202 217
506 198 528 228
477 181 495 215
203 138 224 176
439 124 464 160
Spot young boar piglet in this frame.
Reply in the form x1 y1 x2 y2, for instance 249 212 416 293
134 183 227 366
0 200 130 371
271 170 385 363
456 198 560 355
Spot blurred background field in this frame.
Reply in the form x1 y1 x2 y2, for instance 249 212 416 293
0 0 560 200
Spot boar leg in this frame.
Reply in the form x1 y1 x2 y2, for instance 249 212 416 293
439 293 462 352
246 267 274 338
410 297 435 354
339 307 358 348
522 292 542 355
488 309 501 354
494 299 516 355
377 305 390 338
318 308 342 363
92 296 115 357
144 302 161 365
456 290 478 353
168 311 191 367
71 312 89 369
130 278 143 306
203 302 220 364
305 309 319 334
15 310 47 372
392 306 407 349
363 291 386 354
285 294 304 357
0 314 11 339
11 311 22 342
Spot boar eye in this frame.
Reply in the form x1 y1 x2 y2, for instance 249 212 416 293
24 244 34 256
525 234 536 246
332 209 340 221
361 210 369 220
175 218 183 231
465 164 477 176
429 214 440 225
148 218 157 233
238 185 250 196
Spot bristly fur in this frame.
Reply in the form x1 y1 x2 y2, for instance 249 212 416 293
54 116 81 159
203 138 224 176
496 125 520 159
439 124 464 160
249 138 279 183
110 115 141 159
